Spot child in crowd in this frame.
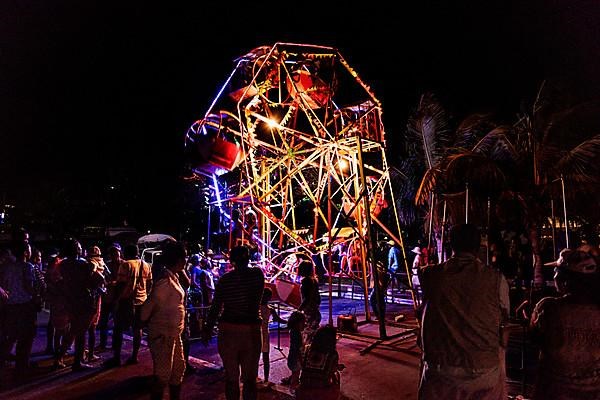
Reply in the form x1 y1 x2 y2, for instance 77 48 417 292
296 324 345 400
281 310 306 388
258 287 287 385
297 260 321 343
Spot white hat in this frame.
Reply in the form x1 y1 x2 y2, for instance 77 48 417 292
411 246 422 255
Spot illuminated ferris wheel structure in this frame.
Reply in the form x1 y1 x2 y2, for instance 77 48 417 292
185 43 415 311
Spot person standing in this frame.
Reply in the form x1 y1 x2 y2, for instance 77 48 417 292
201 245 265 400
369 261 390 321
0 240 37 379
198 257 215 308
56 239 100 371
418 224 509 400
44 251 68 361
104 244 152 367
410 245 425 304
98 243 122 350
529 246 600 400
187 254 204 336
410 246 423 285
298 260 321 343
387 240 401 275
141 241 188 400
29 248 47 313
280 311 306 388
387 239 405 294
176 260 194 374
85 245 107 362
258 287 287 385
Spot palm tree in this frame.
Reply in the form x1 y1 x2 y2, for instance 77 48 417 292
394 92 452 238
508 82 600 287
412 82 600 290
394 92 508 260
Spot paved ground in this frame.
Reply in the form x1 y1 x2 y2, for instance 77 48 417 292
0 283 535 399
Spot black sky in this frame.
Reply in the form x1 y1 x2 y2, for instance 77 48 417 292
1 0 599 232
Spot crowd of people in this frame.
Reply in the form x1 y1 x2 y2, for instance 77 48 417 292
0 229 343 400
1 223 598 399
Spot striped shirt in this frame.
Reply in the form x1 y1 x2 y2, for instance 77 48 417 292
206 266 264 329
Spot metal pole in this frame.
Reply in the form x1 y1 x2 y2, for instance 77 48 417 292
276 301 282 350
428 193 435 251
486 197 491 266
465 183 469 224
560 175 569 249
206 203 211 252
328 174 333 326
440 200 447 263
356 135 386 339
551 199 557 259
228 201 234 252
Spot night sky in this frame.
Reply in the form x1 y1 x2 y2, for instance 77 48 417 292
1 1 599 234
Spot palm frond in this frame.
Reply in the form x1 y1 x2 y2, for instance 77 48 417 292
471 126 520 162
406 92 451 169
553 134 600 183
454 113 495 149
415 167 442 206
445 153 506 197
541 100 600 148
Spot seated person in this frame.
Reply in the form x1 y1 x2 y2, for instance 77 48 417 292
296 325 345 400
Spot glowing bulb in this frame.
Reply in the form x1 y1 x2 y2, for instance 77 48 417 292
266 119 279 128
339 159 349 171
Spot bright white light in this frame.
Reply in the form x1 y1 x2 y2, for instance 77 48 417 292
339 159 349 171
266 118 279 128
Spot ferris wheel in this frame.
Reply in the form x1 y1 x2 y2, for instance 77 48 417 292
184 43 411 305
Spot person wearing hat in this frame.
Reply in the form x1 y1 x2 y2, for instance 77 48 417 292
410 246 423 293
529 246 600 400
